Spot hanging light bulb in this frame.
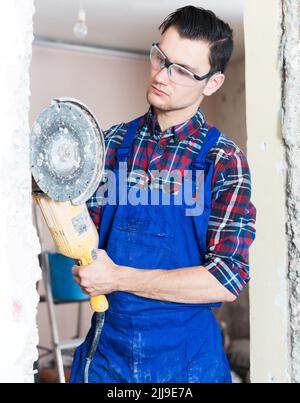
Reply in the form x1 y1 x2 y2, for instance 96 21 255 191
73 8 88 39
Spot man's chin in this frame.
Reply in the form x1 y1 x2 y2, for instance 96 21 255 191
147 92 170 111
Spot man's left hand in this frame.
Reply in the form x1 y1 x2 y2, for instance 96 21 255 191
72 249 119 297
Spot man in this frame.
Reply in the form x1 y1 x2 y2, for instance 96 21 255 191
70 6 256 383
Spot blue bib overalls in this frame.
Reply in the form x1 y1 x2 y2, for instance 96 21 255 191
70 117 232 383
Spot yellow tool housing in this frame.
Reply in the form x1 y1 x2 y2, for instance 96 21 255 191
33 194 108 313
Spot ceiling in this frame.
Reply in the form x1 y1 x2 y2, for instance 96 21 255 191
34 0 245 60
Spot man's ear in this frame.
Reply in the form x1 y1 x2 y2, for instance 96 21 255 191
203 73 225 96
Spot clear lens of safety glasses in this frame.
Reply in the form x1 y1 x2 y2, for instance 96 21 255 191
150 45 197 86
150 46 165 70
169 65 196 86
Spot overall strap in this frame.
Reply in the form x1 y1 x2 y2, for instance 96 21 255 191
191 127 222 170
115 116 143 163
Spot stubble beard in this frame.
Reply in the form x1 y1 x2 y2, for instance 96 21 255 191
146 88 185 113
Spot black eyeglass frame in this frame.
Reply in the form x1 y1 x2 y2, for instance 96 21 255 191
151 43 218 82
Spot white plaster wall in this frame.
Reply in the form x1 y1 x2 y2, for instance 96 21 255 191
281 0 300 383
0 1 41 383
244 0 291 383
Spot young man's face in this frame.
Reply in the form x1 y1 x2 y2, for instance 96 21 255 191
146 26 221 113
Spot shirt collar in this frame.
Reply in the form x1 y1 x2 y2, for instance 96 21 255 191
146 105 206 143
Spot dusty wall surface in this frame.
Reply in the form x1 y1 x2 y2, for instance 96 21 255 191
0 1 41 382
281 0 300 383
244 0 291 383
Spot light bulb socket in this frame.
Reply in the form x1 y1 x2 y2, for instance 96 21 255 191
78 8 86 22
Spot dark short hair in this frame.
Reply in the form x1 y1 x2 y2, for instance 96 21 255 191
159 5 234 74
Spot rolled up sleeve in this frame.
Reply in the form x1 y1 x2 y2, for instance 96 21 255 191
203 149 257 297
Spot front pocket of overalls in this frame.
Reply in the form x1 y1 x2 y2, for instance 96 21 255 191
106 213 172 269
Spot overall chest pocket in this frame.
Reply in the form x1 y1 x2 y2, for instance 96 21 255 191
106 208 173 269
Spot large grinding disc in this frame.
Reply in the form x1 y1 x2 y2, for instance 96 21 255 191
30 98 105 205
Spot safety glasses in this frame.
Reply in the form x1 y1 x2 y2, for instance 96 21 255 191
150 43 215 86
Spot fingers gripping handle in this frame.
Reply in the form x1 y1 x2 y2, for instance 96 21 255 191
79 249 109 313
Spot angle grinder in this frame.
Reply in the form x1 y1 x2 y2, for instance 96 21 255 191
30 97 108 312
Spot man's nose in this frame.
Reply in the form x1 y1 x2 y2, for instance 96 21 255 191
154 66 170 84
